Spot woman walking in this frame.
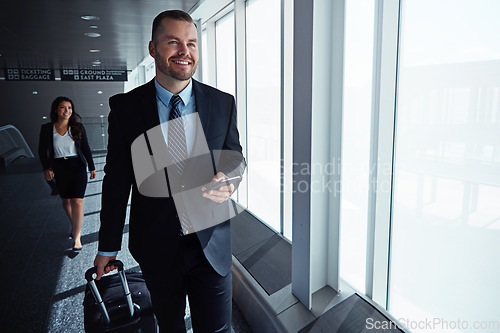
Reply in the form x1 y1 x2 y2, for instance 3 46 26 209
38 96 96 251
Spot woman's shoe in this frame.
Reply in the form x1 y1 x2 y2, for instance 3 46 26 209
72 246 82 251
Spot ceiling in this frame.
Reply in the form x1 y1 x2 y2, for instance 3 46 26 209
0 0 200 73
0 0 202 155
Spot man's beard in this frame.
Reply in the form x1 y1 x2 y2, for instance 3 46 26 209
156 50 197 81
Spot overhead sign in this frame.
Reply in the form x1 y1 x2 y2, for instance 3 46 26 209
61 69 128 81
5 68 55 81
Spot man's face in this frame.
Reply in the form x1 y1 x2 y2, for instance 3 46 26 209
150 18 199 82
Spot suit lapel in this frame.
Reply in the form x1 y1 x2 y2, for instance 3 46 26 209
140 80 161 132
193 79 212 137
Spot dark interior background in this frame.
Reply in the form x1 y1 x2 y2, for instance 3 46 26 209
0 0 200 153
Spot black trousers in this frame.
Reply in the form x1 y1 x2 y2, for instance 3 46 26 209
139 234 232 333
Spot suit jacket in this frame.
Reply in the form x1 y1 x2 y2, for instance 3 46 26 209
38 122 95 172
98 79 245 276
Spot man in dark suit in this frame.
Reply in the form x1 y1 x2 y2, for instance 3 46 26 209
93 9 245 332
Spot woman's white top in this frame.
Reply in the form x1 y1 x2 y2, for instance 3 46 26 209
53 125 78 158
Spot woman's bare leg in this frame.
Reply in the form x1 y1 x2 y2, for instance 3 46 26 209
61 198 73 234
70 198 84 248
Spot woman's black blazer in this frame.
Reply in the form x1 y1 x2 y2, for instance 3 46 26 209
38 122 95 172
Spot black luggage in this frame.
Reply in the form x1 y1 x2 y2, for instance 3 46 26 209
83 260 158 332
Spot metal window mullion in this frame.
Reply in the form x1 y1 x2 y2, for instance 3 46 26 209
234 0 248 207
194 20 203 82
206 22 217 87
292 0 345 309
282 0 294 240
326 0 345 292
292 0 314 309
280 0 285 236
365 0 384 303
385 0 403 311
365 0 401 309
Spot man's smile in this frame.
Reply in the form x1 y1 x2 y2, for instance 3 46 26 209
172 59 192 66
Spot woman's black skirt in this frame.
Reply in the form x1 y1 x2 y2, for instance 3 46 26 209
53 157 87 198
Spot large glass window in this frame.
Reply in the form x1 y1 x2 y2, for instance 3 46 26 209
145 62 155 82
246 0 281 231
339 0 375 294
215 12 235 97
390 0 500 331
201 29 209 84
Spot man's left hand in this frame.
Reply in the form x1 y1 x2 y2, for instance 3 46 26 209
202 172 234 204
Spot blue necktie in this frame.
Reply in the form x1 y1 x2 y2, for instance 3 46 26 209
168 95 188 176
167 95 193 235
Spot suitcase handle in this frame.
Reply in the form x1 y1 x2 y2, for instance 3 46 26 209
85 260 135 326
85 259 124 282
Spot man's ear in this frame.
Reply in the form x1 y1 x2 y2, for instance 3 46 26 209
148 41 155 59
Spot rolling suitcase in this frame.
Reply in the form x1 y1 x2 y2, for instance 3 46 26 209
83 260 158 332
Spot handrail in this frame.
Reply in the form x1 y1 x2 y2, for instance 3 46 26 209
0 125 34 167
0 125 34 158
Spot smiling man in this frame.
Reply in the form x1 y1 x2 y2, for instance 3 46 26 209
151 15 198 89
93 10 245 333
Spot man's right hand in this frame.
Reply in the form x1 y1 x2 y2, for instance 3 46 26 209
94 254 118 280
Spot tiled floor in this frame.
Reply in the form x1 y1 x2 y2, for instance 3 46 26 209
0 155 251 333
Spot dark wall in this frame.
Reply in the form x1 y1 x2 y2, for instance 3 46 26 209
0 80 124 156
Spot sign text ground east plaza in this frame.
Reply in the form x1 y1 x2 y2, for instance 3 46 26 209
61 69 127 81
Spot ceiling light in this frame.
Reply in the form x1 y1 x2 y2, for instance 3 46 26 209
32 91 38 95
85 32 101 38
100 114 104 117
100 104 103 107
89 25 98 29
92 60 101 65
97 91 103 94
81 15 100 21
90 49 101 53
42 116 47 119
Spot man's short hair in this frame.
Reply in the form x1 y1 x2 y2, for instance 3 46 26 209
152 10 196 43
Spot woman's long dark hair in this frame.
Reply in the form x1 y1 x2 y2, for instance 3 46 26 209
50 96 83 141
